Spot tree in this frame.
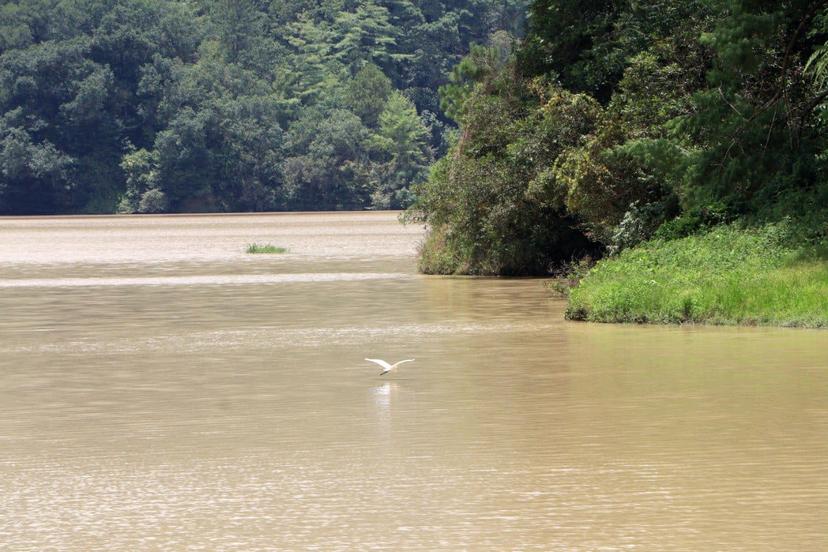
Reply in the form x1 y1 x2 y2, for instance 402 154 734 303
678 0 828 222
333 2 406 72
0 0 529 214
283 15 344 105
207 0 264 63
370 91 432 208
283 108 372 210
345 63 393 127
0 126 74 214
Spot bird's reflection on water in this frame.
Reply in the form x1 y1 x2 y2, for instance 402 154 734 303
372 381 397 415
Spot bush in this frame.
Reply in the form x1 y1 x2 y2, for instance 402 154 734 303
137 188 168 213
408 76 600 275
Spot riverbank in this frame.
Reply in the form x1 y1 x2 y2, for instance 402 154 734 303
566 224 828 328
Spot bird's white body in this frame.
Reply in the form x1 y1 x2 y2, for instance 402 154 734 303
365 358 415 375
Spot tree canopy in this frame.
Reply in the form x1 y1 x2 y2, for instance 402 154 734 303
0 0 528 214
409 0 828 274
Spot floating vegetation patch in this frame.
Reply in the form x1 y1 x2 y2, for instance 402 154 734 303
246 243 287 254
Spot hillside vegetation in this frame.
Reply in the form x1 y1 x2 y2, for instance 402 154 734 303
3 0 827 326
0 0 527 214
407 0 828 326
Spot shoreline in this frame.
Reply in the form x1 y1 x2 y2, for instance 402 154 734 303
563 225 828 330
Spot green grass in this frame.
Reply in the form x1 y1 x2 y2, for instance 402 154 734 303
245 243 287 254
567 224 828 328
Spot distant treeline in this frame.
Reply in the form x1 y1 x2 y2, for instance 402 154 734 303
0 0 527 214
409 0 828 274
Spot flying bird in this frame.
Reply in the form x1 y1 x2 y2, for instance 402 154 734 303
365 358 415 376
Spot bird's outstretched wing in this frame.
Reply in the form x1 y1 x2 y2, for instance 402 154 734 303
365 358 393 371
392 359 415 368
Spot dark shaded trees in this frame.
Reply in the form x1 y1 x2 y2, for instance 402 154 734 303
0 0 529 214
409 0 828 274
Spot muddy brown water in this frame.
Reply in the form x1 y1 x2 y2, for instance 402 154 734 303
0 212 826 550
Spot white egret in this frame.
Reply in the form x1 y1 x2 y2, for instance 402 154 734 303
365 358 415 376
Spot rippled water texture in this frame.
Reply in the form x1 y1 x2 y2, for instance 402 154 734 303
1 212 826 551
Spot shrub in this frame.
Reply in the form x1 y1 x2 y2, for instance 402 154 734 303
137 188 168 214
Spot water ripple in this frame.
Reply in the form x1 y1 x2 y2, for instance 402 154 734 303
0 272 411 288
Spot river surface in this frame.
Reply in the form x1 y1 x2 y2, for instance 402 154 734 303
0 212 826 551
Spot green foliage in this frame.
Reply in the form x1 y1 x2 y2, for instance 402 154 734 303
0 0 528 214
283 108 372 210
568 224 828 327
412 0 828 287
345 64 392 127
138 188 168 213
333 2 404 70
547 256 596 297
679 1 828 219
439 34 515 122
805 9 828 88
0 124 74 213
118 147 158 213
208 0 264 64
370 91 432 208
520 0 714 100
246 243 287 254
411 74 601 275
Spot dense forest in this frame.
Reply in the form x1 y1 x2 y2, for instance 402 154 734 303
0 0 527 214
410 0 828 276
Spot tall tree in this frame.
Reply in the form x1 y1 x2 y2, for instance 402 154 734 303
370 90 432 208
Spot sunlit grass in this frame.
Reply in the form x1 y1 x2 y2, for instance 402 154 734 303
567 225 828 327
245 243 287 254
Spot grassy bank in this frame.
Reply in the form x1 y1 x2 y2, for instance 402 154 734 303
566 225 828 328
